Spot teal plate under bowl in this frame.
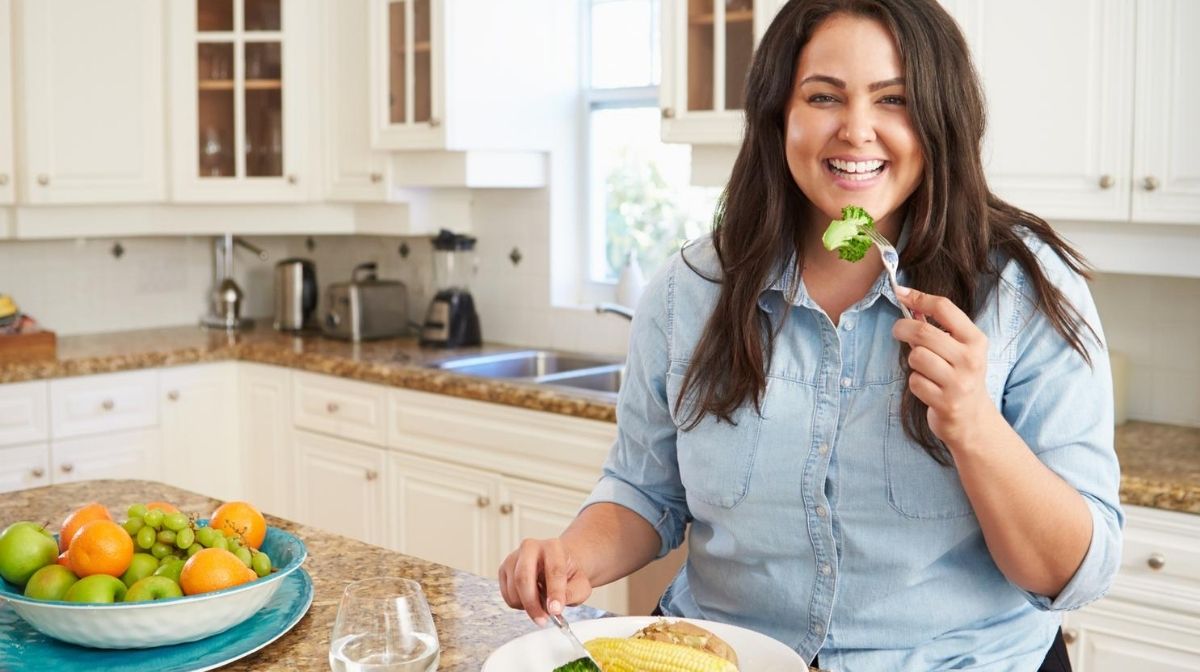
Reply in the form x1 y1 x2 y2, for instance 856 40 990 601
0 567 313 672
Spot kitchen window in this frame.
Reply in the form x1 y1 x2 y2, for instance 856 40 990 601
583 0 720 283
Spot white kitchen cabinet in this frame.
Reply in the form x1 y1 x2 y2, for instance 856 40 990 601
0 0 14 205
16 0 165 204
660 0 779 145
0 379 48 447
239 363 292 517
292 371 389 447
1063 603 1200 672
168 0 313 202
50 428 161 484
292 428 387 546
0 442 50 493
49 369 159 440
160 363 239 501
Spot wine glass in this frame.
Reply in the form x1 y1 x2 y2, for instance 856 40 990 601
329 577 440 672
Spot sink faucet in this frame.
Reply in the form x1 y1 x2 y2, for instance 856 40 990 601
595 303 634 321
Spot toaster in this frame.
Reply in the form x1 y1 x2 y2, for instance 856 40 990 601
322 263 409 341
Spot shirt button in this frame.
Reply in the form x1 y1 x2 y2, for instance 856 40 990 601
820 563 832 576
816 505 828 518
842 320 855 331
840 377 852 388
818 443 830 455
814 623 825 635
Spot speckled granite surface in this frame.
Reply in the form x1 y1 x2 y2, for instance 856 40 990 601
1116 421 1200 514
0 325 618 422
0 480 606 671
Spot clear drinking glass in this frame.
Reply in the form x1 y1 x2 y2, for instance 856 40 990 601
329 577 440 672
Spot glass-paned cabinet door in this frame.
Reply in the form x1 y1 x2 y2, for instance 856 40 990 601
196 0 282 178
371 0 440 149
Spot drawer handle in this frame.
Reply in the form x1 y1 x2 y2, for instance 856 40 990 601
167 390 180 402
60 463 74 474
365 469 379 482
31 467 44 478
101 399 115 411
476 495 490 508
1098 174 1114 189
1062 628 1077 645
1147 552 1165 570
498 503 513 515
1143 175 1159 191
326 401 339 414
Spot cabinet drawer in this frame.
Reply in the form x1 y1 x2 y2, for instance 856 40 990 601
51 428 161 484
0 380 49 447
292 372 387 447
50 370 159 439
1120 506 1200 592
0 442 51 493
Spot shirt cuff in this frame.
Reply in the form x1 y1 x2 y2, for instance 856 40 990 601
1022 496 1121 611
582 475 685 559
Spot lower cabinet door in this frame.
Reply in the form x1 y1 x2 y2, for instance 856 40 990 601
387 451 497 576
292 430 386 546
0 442 50 493
499 476 629 615
1065 600 1200 671
50 428 161 484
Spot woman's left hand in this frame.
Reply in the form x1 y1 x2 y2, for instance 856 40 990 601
891 287 998 450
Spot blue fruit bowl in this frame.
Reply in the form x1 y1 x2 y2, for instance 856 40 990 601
0 523 306 649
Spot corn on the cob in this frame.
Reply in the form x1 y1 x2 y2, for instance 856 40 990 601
584 636 739 672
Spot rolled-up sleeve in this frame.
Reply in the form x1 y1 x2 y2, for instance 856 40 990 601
581 256 691 558
1000 242 1124 611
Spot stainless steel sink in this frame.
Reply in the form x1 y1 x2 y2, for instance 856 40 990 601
427 350 625 395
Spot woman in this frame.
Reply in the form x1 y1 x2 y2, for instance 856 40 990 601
498 1 1122 669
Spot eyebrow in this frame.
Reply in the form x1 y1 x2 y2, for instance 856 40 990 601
799 75 905 91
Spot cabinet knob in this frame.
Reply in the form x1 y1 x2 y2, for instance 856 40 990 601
60 463 74 474
365 469 379 481
428 117 441 128
31 467 44 478
661 107 675 119
370 172 383 183
326 401 339 414
1062 628 1077 645
167 390 180 402
476 495 491 508
101 399 115 411
0 173 8 186
498 503 513 515
37 174 49 186
287 174 298 185
1143 176 1159 191
1147 552 1166 570
1098 174 1114 189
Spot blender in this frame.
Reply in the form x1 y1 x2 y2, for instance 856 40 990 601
420 229 482 347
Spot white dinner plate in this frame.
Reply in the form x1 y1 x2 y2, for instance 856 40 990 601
482 615 808 671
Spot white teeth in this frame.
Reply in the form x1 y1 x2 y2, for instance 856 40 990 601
828 158 885 173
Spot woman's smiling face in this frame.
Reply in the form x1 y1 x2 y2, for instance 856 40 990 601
785 13 924 232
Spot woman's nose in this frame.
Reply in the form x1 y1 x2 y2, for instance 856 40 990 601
838 104 877 146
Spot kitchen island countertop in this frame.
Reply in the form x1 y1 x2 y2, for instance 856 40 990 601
0 480 603 671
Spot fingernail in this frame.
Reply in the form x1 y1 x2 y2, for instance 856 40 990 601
535 616 547 627
896 285 911 296
549 600 562 614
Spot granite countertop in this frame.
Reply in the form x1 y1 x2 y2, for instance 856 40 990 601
0 324 619 422
0 480 605 671
1 326 1198 515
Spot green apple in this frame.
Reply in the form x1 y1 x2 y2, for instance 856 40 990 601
23 564 79 601
64 574 127 603
153 558 184 584
120 553 160 588
0 521 59 586
125 576 183 602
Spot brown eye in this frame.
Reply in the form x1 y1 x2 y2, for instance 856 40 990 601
880 95 906 106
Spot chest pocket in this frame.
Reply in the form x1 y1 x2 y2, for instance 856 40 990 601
883 382 974 520
666 371 766 509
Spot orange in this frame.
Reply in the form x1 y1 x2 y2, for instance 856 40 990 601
145 501 180 514
56 550 71 567
210 501 267 550
59 502 112 553
68 519 133 578
179 548 257 595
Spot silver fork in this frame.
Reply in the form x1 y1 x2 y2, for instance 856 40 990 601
865 228 914 320
548 608 601 667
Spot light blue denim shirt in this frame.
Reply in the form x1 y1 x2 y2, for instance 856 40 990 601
583 233 1123 671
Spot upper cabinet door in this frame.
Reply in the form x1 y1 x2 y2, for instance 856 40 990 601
1131 0 1200 224
660 0 772 145
169 0 311 202
325 0 391 201
369 0 440 150
949 0 1135 222
17 0 166 204
0 0 13 205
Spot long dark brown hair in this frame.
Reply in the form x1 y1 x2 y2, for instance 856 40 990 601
678 0 1098 464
